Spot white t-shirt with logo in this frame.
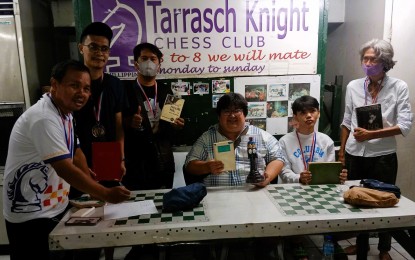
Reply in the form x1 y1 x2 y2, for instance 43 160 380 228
3 94 72 223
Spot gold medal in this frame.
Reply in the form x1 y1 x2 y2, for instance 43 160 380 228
91 123 105 138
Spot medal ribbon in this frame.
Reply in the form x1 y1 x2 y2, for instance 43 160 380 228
296 131 316 171
61 115 73 158
137 80 158 118
93 92 103 124
48 94 74 158
364 76 384 105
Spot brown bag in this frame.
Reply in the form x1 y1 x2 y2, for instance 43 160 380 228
343 187 399 207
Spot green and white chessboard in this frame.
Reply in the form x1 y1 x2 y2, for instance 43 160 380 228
266 184 376 216
113 191 208 226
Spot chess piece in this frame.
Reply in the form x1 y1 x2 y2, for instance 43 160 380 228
246 137 265 183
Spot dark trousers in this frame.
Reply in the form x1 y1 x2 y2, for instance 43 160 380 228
5 211 66 260
345 152 398 259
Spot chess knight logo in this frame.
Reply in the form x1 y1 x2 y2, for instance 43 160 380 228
91 0 147 76
7 162 49 213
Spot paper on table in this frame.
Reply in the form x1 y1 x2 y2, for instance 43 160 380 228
104 200 158 220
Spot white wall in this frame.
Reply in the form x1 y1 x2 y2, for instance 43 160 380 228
328 0 345 23
326 0 415 200
51 0 75 27
385 0 415 200
325 0 385 87
19 0 55 105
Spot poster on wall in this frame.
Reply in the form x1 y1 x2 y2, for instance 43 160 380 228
234 75 321 135
90 0 320 79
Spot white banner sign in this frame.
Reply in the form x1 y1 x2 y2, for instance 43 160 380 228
91 0 321 79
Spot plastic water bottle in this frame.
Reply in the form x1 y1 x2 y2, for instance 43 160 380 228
322 235 334 260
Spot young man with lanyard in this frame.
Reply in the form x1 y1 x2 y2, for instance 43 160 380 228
74 22 126 187
74 21 128 260
339 39 413 260
123 42 185 191
2 60 130 260
279 95 347 185
278 95 347 260
122 42 186 260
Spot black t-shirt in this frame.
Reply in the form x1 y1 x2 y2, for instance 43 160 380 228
73 73 126 166
122 80 176 189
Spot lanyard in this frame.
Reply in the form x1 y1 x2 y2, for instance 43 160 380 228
93 74 104 123
48 94 74 158
364 76 384 105
137 80 158 118
295 131 316 171
93 92 103 123
61 116 73 158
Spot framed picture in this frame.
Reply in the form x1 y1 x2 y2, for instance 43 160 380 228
212 79 230 94
193 82 210 94
246 118 266 130
247 102 266 118
267 83 288 101
171 81 191 96
212 94 224 108
245 84 266 102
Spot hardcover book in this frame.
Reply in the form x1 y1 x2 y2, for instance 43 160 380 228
65 217 101 226
213 140 236 171
92 141 122 181
160 94 185 123
308 162 342 185
355 103 383 130
69 195 105 208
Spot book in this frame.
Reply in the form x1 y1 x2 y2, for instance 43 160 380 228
65 217 101 226
160 94 185 123
308 162 342 185
92 141 122 181
71 207 96 217
69 195 105 209
213 140 236 171
355 103 383 130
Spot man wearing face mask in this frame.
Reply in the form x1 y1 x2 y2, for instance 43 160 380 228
338 39 413 260
122 42 185 260
123 42 185 192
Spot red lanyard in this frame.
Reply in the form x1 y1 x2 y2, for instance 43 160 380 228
364 76 384 105
296 131 316 171
93 92 103 123
48 94 74 158
93 74 104 123
60 115 73 158
137 80 158 118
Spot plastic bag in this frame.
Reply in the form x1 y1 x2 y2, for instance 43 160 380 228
360 179 401 198
162 183 207 213
343 186 399 207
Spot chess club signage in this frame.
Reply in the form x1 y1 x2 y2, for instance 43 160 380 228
91 0 320 79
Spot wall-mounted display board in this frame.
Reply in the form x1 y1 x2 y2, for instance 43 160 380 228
127 77 234 146
234 75 321 135
73 0 329 145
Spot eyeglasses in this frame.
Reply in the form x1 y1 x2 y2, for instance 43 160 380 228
82 43 110 53
222 109 243 116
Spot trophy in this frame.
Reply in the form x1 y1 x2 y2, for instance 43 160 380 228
246 136 265 183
